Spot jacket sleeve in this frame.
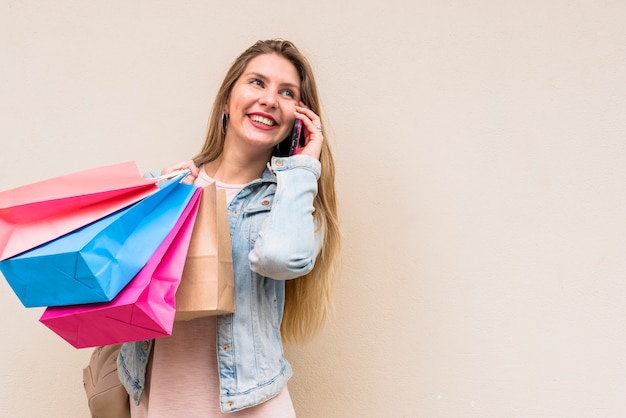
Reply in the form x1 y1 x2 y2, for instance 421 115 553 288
143 169 162 179
248 155 324 280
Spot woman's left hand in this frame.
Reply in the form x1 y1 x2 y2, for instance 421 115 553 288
161 160 199 185
294 102 324 160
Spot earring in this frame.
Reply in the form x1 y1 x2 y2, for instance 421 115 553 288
221 113 229 134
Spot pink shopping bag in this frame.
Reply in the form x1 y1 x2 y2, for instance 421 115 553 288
39 187 202 348
0 161 158 260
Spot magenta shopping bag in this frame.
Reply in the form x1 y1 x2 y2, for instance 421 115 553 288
39 187 202 348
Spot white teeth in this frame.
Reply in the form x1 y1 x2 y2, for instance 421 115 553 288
250 115 275 126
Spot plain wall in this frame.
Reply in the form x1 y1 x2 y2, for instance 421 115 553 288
2 1 626 417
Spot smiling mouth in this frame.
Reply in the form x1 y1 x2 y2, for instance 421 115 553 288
250 114 276 127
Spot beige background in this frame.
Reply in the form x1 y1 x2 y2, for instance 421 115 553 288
1 1 626 417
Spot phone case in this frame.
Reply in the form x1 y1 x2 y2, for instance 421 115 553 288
288 120 304 156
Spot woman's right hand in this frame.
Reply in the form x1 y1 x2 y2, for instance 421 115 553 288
162 160 199 185
294 103 324 160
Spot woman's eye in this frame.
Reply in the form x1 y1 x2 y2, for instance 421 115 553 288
251 79 264 87
280 89 295 98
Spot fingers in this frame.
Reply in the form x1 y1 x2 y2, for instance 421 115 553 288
295 104 323 134
162 160 199 184
180 175 196 185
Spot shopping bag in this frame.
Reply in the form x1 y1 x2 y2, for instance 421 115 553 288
175 183 235 321
82 344 130 418
0 176 197 308
0 161 158 260
39 187 202 348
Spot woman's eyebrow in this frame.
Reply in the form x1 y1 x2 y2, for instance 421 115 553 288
244 71 267 80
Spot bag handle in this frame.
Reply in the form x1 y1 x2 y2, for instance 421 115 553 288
153 169 191 183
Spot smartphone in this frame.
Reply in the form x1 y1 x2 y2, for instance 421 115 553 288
288 119 304 156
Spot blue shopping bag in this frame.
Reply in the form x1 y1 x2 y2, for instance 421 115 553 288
0 175 198 308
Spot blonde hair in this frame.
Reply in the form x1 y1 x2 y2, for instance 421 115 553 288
194 39 340 344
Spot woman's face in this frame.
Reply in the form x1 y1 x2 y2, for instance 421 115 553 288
224 53 301 154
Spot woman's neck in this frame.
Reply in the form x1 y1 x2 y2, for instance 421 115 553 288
203 151 270 184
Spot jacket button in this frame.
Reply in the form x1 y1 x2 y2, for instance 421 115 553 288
275 160 283 166
227 402 234 407
261 200 269 206
142 341 149 350
223 344 229 351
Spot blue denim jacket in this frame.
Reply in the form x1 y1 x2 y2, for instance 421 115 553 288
117 155 323 412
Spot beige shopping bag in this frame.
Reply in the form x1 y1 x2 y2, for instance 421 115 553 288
175 183 235 321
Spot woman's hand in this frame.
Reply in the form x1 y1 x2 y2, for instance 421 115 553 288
294 102 324 160
162 160 199 185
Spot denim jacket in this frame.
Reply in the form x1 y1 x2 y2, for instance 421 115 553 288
117 155 324 412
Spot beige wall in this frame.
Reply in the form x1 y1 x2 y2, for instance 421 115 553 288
2 1 626 417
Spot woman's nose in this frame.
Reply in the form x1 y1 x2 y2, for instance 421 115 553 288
259 90 278 108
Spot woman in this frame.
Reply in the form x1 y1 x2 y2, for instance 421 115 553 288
118 39 340 416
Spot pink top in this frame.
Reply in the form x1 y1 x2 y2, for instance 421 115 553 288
129 170 296 418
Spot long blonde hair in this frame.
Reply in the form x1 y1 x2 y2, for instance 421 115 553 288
194 39 340 344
